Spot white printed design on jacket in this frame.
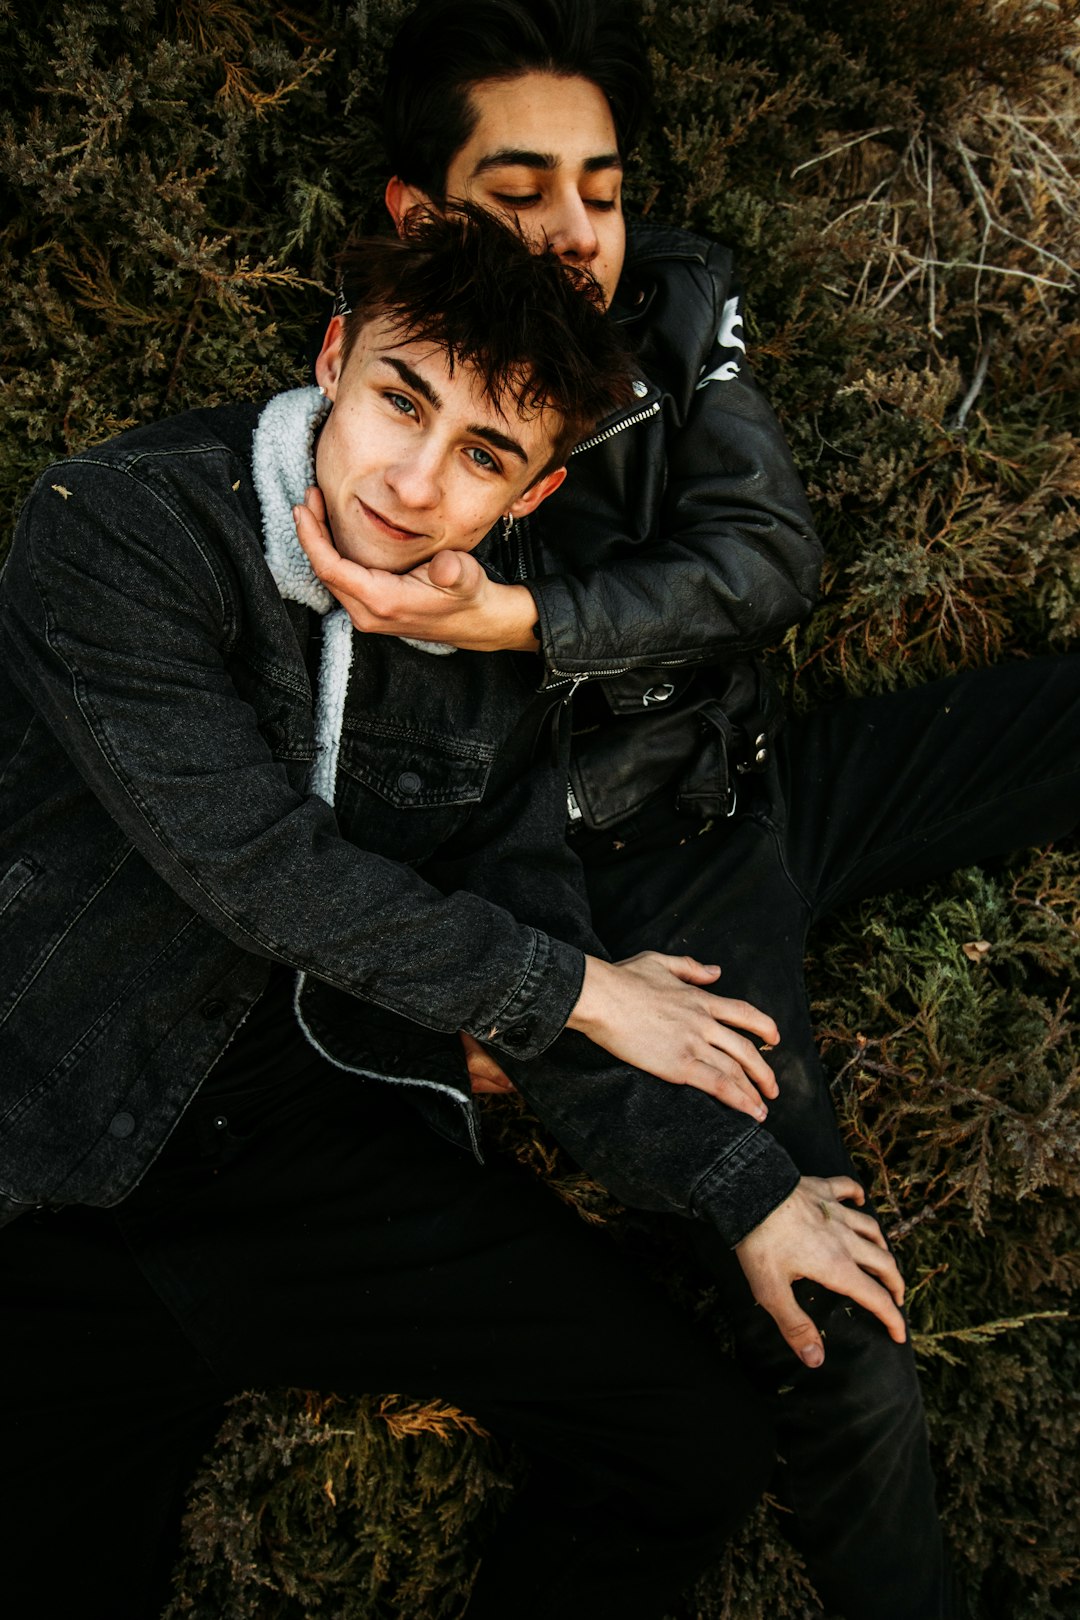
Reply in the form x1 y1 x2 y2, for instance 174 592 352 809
696 294 746 388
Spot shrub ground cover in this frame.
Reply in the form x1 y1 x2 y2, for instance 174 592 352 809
2 2 1077 1614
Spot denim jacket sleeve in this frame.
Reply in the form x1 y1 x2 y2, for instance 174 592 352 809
423 768 801 1247
2 455 582 1058
527 238 823 675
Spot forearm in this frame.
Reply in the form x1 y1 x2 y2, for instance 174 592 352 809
505 1028 799 1245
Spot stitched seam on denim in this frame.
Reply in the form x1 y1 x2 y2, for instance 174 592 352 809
687 1124 772 1205
51 456 234 634
340 714 498 762
0 845 134 1036
0 857 38 918
482 927 543 1034
0 909 199 1144
0 714 37 798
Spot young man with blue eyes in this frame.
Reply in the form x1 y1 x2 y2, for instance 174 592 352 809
291 4 1080 1618
0 208 813 1620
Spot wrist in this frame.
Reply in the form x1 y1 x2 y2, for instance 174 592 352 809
489 582 540 653
565 954 615 1036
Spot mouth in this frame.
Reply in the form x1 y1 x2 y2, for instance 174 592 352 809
359 499 427 543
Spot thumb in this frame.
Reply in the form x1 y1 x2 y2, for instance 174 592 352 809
769 1292 825 1368
426 548 478 593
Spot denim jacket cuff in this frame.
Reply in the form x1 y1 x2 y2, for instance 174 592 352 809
689 1127 800 1248
467 932 585 1061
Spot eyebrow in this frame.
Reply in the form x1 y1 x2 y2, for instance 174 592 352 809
471 147 623 177
378 355 530 467
380 355 441 409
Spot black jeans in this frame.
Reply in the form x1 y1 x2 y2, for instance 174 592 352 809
0 1065 773 1620
579 656 1080 1620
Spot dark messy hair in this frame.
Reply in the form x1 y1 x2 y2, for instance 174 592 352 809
382 0 652 199
336 204 635 475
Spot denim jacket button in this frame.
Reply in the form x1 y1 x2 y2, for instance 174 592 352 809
108 1112 136 1139
202 999 227 1020
397 770 422 796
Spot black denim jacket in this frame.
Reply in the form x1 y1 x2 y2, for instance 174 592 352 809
0 402 799 1239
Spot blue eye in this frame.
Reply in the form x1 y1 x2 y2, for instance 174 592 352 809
386 391 417 416
467 446 499 472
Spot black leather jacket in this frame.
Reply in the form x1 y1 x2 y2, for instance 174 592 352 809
522 220 822 829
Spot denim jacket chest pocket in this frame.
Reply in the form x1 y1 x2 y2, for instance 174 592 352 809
335 719 495 865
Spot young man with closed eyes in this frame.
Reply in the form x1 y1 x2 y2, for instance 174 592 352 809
293 4 1080 1618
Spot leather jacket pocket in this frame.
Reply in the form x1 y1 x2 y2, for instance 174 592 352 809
335 720 494 864
569 660 782 831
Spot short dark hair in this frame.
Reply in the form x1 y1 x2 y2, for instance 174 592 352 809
383 0 652 200
336 204 635 475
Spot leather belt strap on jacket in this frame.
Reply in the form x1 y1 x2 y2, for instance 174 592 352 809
568 660 782 832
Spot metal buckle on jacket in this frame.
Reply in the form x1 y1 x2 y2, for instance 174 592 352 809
725 778 738 818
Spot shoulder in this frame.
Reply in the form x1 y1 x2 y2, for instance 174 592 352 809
614 220 739 401
15 403 267 608
622 219 736 305
53 402 260 496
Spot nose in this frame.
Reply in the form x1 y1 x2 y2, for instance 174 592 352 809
545 188 599 268
385 441 442 511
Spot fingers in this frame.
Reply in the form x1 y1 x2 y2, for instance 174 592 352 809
762 1287 826 1369
703 1022 778 1095
681 1056 770 1122
459 1031 516 1096
828 1257 907 1343
660 953 723 987
707 994 781 1050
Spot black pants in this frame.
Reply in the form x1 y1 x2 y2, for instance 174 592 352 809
580 656 1080 1620
0 1068 773 1620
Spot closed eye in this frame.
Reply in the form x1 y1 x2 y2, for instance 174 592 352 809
493 192 541 208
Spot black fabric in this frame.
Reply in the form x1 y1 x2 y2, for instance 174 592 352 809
580 656 1080 1620
0 1071 773 1620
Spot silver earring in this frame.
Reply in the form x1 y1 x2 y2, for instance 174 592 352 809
501 513 515 539
317 385 326 397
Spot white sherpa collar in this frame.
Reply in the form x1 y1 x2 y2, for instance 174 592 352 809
251 386 455 805
252 385 352 804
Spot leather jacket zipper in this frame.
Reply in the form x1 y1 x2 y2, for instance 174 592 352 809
570 397 661 457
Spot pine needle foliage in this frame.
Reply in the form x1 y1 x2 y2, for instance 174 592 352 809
2 2 1077 1616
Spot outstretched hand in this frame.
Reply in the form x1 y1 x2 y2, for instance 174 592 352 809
292 487 540 651
735 1175 907 1366
566 951 781 1122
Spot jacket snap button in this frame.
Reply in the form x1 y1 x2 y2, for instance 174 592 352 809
202 999 226 1020
108 1112 135 1139
397 770 422 796
632 379 649 398
642 683 675 706
755 747 769 765
755 732 768 747
212 1114 229 1131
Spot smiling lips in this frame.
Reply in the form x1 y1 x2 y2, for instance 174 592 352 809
359 499 426 542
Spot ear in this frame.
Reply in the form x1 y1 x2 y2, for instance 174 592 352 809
508 465 567 519
314 314 347 400
385 175 435 233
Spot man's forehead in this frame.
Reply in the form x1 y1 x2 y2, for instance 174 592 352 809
470 146 623 178
458 74 621 173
